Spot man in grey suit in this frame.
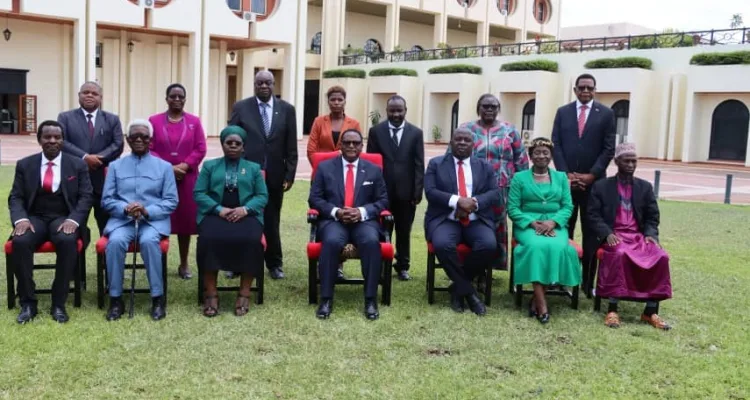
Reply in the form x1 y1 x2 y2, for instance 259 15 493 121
58 81 124 235
229 70 298 280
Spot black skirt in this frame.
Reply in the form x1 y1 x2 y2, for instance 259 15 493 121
197 189 264 274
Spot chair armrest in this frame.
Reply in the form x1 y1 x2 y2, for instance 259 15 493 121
307 209 319 242
380 210 394 242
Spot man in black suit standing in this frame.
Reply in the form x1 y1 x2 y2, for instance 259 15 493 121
230 70 298 280
551 73 616 295
57 81 124 235
424 128 499 316
8 121 94 324
308 129 388 320
366 95 424 281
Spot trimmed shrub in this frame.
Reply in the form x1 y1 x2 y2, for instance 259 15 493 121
322 69 366 79
690 51 750 66
584 57 652 70
427 64 482 75
500 59 559 72
368 68 418 77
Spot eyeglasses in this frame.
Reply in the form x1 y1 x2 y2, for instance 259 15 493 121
480 104 499 110
576 85 595 92
129 134 150 141
341 140 362 147
224 140 243 147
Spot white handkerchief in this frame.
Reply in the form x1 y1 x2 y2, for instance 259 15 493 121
363 181 373 186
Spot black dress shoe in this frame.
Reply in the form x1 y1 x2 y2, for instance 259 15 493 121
450 293 465 313
269 267 285 280
106 297 124 321
364 299 379 320
50 306 69 324
396 270 412 281
16 304 38 324
537 313 551 324
465 294 487 316
336 266 346 281
151 296 166 321
316 299 333 319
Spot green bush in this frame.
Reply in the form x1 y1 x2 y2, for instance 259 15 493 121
630 32 695 49
584 57 652 70
690 51 750 66
322 69 366 79
368 68 418 77
427 64 482 75
500 59 559 72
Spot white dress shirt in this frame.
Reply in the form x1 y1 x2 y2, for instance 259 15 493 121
81 108 99 128
330 158 369 222
388 122 404 145
448 156 478 221
14 153 78 227
576 100 592 124
256 96 274 132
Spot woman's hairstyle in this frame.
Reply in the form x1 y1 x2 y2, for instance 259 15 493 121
527 137 554 153
126 119 154 138
166 83 187 98
475 93 500 115
220 125 248 143
326 85 346 99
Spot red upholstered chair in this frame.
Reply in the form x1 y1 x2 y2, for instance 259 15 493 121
425 242 493 306
4 239 86 309
95 236 170 309
307 151 395 305
510 238 582 309
591 247 659 313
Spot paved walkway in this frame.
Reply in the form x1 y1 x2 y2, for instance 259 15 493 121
2 134 748 205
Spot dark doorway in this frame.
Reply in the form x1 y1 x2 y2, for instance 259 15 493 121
450 99 459 139
0 68 28 134
303 79 320 135
612 100 630 145
522 99 535 131
709 99 749 162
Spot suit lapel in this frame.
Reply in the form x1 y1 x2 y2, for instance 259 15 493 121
384 124 398 154
93 111 106 147
443 156 458 194
353 160 366 203
60 156 70 200
335 156 346 203
28 154 42 206
76 110 92 146
268 99 282 139
470 157 482 195
582 102 600 138
248 97 267 139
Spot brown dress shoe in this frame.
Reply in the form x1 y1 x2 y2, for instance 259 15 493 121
605 312 621 328
641 314 671 330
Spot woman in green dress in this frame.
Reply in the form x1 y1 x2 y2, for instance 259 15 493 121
507 138 581 324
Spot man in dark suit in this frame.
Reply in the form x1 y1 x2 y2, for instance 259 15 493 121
424 128 499 316
308 129 388 320
366 95 424 281
8 120 94 324
230 70 298 280
551 73 616 295
57 81 124 236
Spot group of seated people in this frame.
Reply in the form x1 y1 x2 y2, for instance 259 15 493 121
7 121 672 329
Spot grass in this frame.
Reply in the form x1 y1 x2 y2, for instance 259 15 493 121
0 165 749 399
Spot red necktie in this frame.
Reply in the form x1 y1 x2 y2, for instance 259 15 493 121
43 161 54 193
457 160 469 227
344 164 354 207
87 113 95 139
577 104 588 138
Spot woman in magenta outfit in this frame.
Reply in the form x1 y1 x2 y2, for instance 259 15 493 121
149 83 207 280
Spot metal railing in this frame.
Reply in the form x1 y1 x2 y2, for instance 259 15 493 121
308 44 321 55
338 28 750 65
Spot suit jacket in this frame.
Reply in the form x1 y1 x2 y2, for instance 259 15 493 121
101 153 178 237
423 155 500 240
366 121 425 203
551 100 616 179
587 177 660 243
308 155 388 232
8 152 94 226
229 96 298 191
306 114 361 162
58 108 124 195
193 157 268 225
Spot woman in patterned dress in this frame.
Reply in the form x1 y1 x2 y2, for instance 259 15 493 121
452 94 529 270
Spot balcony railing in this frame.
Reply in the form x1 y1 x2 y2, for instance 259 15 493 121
308 44 321 55
338 28 750 66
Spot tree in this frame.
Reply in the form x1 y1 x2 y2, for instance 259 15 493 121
730 14 744 29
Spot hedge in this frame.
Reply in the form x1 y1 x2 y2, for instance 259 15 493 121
690 51 750 66
427 64 482 75
368 68 418 77
322 69 366 79
584 57 652 70
500 59 559 72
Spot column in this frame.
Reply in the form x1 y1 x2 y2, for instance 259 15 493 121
186 31 202 115
292 0 308 139
321 0 346 70
71 19 86 108
198 1 211 125
384 2 400 51
239 49 258 99
476 22 489 46
118 30 129 121
217 41 228 130
433 12 447 47
85 1 97 83
60 25 71 110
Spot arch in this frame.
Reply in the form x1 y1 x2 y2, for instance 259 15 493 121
709 99 749 161
533 0 551 24
310 32 322 54
497 0 516 15
612 100 630 144
522 99 535 131
451 100 460 138
364 38 382 56
411 45 424 52
456 0 478 7
225 0 278 22
127 0 172 7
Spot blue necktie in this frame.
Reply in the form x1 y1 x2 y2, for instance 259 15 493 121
261 103 271 136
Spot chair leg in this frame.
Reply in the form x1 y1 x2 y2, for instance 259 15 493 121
514 284 523 308
162 252 168 305
256 265 264 305
426 252 436 305
6 255 16 309
594 295 602 312
571 285 579 310
308 259 317 304
96 253 105 309
381 260 392 306
484 267 493 307
73 253 82 307
80 252 87 291
508 252 515 294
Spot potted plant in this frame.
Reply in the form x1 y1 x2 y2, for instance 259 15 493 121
369 110 381 127
431 125 442 143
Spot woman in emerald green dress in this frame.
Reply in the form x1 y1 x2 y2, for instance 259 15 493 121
507 138 581 324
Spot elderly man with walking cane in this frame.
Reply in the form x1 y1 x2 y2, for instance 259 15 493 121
101 119 178 321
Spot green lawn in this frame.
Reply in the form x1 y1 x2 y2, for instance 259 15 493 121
0 165 748 399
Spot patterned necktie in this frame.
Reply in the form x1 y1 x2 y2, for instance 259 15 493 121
457 160 469 227
577 104 588 138
43 161 54 193
344 164 355 208
391 128 399 146
87 113 95 139
261 103 271 136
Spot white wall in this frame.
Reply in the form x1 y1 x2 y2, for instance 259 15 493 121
690 94 750 164
399 21 433 49
344 11 386 50
307 5 323 47
560 23 657 40
446 28 478 47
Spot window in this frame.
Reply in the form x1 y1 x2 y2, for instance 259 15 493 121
456 0 477 7
95 42 103 68
364 39 382 56
612 100 630 144
226 0 241 11
251 0 266 15
534 0 550 23
497 0 515 15
522 99 535 131
310 32 322 54
411 45 424 52
451 100 460 136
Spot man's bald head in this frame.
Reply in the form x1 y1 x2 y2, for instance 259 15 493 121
254 70 275 101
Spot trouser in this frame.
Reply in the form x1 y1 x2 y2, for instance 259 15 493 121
105 223 164 297
318 221 382 299
264 187 283 271
391 199 416 271
432 220 496 297
568 188 595 292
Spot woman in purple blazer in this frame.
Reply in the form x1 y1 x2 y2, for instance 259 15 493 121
149 83 207 279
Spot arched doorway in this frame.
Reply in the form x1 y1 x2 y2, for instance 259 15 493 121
451 100 459 139
612 100 630 145
709 99 749 162
522 99 535 131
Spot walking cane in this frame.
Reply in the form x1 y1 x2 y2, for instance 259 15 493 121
128 218 140 319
